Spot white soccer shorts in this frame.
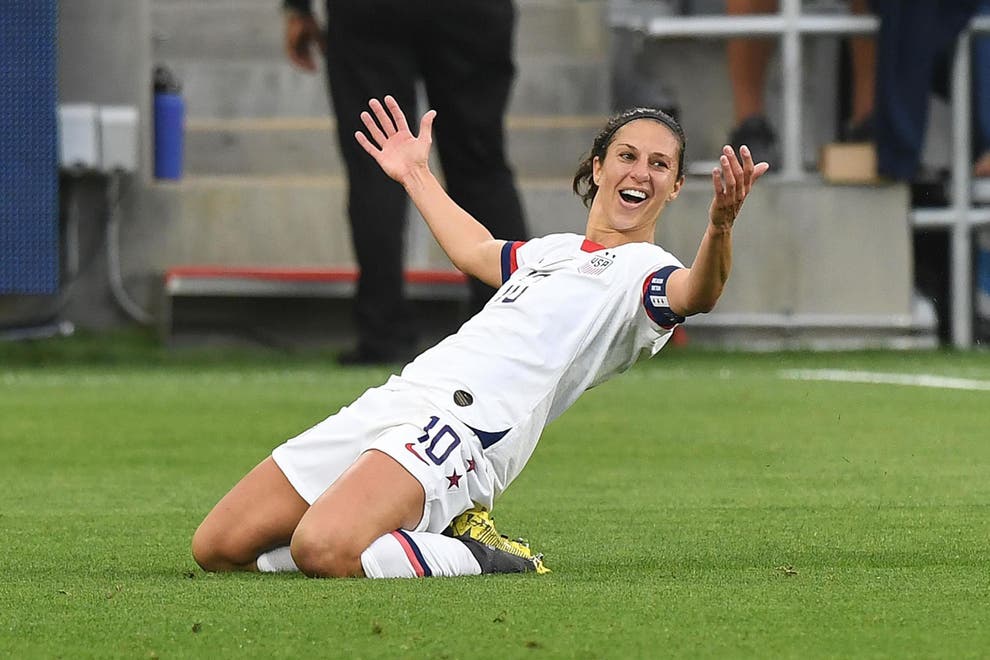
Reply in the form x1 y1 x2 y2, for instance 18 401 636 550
271 377 495 534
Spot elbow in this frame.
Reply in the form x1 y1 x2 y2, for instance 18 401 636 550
449 254 474 277
688 281 725 315
694 300 717 315
449 253 490 286
683 292 720 316
686 300 717 315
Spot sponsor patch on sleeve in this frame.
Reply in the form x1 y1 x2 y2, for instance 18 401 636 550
642 265 686 329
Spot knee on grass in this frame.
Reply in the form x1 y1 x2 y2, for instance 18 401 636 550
191 523 257 572
290 532 364 578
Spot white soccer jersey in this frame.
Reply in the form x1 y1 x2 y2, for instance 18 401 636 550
394 232 686 497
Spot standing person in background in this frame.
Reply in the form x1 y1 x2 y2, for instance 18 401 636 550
724 0 989 182
975 1 990 178
870 0 984 183
282 0 529 365
724 0 876 167
868 0 986 344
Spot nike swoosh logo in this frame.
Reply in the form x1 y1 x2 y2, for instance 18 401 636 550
404 442 430 465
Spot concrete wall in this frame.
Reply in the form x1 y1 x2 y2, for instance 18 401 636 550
60 0 152 329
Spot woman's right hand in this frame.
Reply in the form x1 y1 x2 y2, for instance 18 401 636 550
355 96 437 186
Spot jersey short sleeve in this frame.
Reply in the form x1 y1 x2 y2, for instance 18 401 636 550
642 264 686 329
500 240 526 283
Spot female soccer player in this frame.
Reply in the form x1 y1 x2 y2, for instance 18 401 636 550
192 96 769 579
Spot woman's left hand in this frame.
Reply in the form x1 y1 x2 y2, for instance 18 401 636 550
709 145 770 230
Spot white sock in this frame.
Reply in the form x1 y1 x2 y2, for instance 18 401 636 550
256 546 299 573
360 531 482 578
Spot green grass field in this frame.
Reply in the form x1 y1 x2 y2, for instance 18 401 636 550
2 333 989 658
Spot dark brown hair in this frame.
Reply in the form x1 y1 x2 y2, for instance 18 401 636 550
572 108 686 208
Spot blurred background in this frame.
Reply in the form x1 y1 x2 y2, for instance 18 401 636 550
2 0 988 353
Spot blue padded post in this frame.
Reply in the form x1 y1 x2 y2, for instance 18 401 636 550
0 1 59 294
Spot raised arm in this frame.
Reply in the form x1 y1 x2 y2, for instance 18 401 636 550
354 96 505 288
666 144 769 316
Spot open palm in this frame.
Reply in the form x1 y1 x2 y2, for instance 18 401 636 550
355 95 436 184
709 144 770 230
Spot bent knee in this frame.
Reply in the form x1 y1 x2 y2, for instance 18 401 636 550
191 522 252 572
290 533 364 578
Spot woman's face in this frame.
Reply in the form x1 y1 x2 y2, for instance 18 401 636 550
591 119 684 234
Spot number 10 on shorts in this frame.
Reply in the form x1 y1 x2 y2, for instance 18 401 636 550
412 415 461 465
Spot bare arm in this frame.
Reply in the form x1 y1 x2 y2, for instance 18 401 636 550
354 96 505 288
666 144 769 316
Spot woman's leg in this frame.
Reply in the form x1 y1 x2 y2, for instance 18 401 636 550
288 448 543 578
192 457 310 572
726 0 777 123
848 0 876 127
288 449 427 577
193 411 543 578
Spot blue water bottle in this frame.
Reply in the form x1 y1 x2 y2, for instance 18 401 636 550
153 65 184 179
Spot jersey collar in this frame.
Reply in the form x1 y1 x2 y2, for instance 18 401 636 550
581 238 607 252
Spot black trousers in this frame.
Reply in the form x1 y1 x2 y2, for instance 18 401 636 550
871 0 980 181
324 0 528 356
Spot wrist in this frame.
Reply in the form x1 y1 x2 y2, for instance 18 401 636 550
400 164 435 194
707 222 733 237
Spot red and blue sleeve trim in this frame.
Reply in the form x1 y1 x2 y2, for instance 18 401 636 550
642 265 686 329
392 530 432 577
500 240 524 283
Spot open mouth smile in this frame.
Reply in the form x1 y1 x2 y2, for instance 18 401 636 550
619 188 649 205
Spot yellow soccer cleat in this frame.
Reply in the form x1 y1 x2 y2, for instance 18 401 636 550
446 506 550 575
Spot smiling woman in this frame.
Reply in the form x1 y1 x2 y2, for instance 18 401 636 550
568 105 767 317
581 114 686 245
192 96 768 582
572 106 687 208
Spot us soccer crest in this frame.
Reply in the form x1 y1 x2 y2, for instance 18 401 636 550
578 254 614 275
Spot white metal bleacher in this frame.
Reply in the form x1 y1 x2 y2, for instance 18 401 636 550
610 0 990 348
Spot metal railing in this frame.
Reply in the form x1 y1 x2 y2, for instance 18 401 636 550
611 0 990 347
911 15 990 348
